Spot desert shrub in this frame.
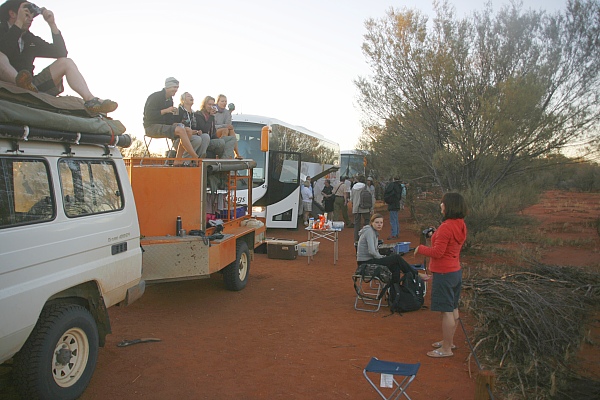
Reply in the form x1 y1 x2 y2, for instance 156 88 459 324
567 163 600 192
540 159 600 192
462 264 600 399
462 183 540 241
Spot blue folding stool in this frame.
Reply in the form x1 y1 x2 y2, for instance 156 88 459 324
363 357 420 400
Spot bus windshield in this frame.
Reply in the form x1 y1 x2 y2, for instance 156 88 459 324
234 121 266 187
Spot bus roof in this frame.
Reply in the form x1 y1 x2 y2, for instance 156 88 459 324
232 114 338 147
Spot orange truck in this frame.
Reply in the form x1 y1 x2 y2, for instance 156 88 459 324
126 157 267 290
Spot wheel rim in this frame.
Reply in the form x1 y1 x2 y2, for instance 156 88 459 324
52 327 89 388
238 251 248 281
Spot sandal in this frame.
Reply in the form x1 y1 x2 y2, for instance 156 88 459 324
427 349 453 358
84 97 118 115
432 341 457 350
16 70 38 93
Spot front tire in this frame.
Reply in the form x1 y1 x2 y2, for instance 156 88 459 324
13 303 99 400
223 241 250 291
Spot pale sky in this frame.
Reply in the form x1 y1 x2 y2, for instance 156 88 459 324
29 0 566 151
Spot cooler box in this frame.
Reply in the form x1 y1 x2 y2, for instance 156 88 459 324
216 206 247 219
394 241 411 254
298 241 320 257
267 239 298 260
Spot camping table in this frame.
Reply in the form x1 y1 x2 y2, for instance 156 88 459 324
306 227 341 265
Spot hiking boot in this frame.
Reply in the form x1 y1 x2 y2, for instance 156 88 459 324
15 70 38 92
84 97 118 115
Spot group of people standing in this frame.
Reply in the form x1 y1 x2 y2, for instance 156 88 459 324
143 77 241 162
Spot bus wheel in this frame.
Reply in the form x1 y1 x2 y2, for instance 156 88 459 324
224 241 250 291
13 303 99 400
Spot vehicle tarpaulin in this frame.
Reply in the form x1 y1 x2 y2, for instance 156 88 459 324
0 82 125 136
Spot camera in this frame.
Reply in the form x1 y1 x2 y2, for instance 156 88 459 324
25 3 43 18
212 105 218 112
422 227 435 238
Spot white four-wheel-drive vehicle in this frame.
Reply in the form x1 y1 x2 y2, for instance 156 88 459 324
0 83 265 399
0 85 144 399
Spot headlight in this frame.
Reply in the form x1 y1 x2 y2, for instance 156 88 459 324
252 206 266 214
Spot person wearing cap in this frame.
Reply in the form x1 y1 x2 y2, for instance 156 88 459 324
0 0 117 115
143 77 204 160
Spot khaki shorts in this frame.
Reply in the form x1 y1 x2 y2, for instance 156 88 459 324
33 66 64 96
145 124 180 140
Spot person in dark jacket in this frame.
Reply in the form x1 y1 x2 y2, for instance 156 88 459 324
195 96 237 159
0 0 117 115
385 177 402 240
321 179 335 214
143 78 201 160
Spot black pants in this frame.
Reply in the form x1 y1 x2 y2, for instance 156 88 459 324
357 254 412 283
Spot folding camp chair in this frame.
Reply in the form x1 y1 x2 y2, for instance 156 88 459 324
142 136 177 165
352 264 392 313
363 357 420 400
353 274 387 312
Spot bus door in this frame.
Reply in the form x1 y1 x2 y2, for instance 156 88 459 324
265 150 301 229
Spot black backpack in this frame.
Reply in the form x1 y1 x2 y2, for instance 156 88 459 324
359 186 373 209
388 268 425 314
383 182 398 204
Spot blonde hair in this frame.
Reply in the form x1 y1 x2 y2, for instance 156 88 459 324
180 92 192 106
200 95 215 111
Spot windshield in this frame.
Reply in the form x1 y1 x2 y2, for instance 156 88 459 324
233 121 266 187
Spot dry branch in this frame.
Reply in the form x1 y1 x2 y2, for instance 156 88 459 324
462 264 600 399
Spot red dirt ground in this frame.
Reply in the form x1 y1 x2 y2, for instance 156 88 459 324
2 191 599 399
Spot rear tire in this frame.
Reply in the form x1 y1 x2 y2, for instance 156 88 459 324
223 241 250 291
13 303 99 400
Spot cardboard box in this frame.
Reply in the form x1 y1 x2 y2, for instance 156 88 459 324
267 239 298 260
298 241 320 257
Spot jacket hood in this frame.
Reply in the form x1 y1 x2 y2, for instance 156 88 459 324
446 218 467 243
358 224 374 237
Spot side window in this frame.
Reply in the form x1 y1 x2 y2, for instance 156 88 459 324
0 158 54 228
59 159 124 217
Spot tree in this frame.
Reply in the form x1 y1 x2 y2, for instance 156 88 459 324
355 0 600 196
121 136 156 158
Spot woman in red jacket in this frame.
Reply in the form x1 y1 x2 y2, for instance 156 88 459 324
414 192 468 358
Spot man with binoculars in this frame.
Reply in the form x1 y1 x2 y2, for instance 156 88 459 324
0 0 117 115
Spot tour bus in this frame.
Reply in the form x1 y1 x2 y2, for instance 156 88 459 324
232 114 340 229
341 149 369 178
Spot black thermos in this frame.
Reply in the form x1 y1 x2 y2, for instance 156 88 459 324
176 216 182 236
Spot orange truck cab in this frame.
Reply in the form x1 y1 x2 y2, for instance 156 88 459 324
126 157 266 290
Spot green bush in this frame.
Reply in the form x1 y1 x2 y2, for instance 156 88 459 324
463 183 540 243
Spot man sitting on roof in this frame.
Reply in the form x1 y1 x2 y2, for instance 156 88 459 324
0 0 117 115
